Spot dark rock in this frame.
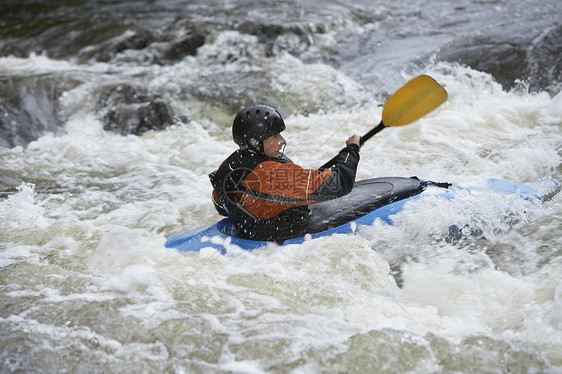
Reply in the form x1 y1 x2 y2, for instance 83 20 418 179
0 75 79 148
238 21 284 44
114 29 155 52
165 33 206 61
99 84 174 136
236 20 313 58
526 25 562 95
98 83 150 107
440 39 526 88
91 27 158 63
138 100 173 133
439 24 562 95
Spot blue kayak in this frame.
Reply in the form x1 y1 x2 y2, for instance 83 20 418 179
165 177 560 254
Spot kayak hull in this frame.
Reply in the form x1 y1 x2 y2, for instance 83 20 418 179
165 177 560 254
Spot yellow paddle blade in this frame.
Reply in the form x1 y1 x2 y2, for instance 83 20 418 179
382 75 447 127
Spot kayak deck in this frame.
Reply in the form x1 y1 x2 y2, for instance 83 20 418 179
165 177 560 253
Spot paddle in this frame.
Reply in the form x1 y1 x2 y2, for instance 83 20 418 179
319 74 447 170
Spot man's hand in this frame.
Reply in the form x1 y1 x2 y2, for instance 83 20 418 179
346 134 362 148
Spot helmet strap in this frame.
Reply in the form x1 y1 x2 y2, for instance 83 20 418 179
246 138 264 154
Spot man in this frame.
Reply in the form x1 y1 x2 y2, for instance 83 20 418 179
210 104 361 241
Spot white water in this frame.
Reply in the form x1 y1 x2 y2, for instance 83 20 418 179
1 9 562 374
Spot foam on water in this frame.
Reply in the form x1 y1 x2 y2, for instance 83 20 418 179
1 18 562 374
0 53 76 74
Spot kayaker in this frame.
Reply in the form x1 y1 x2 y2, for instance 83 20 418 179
209 104 361 241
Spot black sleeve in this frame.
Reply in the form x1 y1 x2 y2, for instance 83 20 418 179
310 144 360 201
209 170 231 216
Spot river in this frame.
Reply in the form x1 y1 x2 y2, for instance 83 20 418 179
1 0 561 372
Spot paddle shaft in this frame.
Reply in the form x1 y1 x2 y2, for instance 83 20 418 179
319 121 385 170
361 121 386 144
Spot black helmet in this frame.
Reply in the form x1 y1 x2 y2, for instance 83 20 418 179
232 105 285 149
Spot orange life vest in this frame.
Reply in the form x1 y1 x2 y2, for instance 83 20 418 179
210 145 359 240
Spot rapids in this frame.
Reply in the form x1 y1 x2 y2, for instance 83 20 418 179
1 0 561 372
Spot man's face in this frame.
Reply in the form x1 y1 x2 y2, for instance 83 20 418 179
262 133 286 158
